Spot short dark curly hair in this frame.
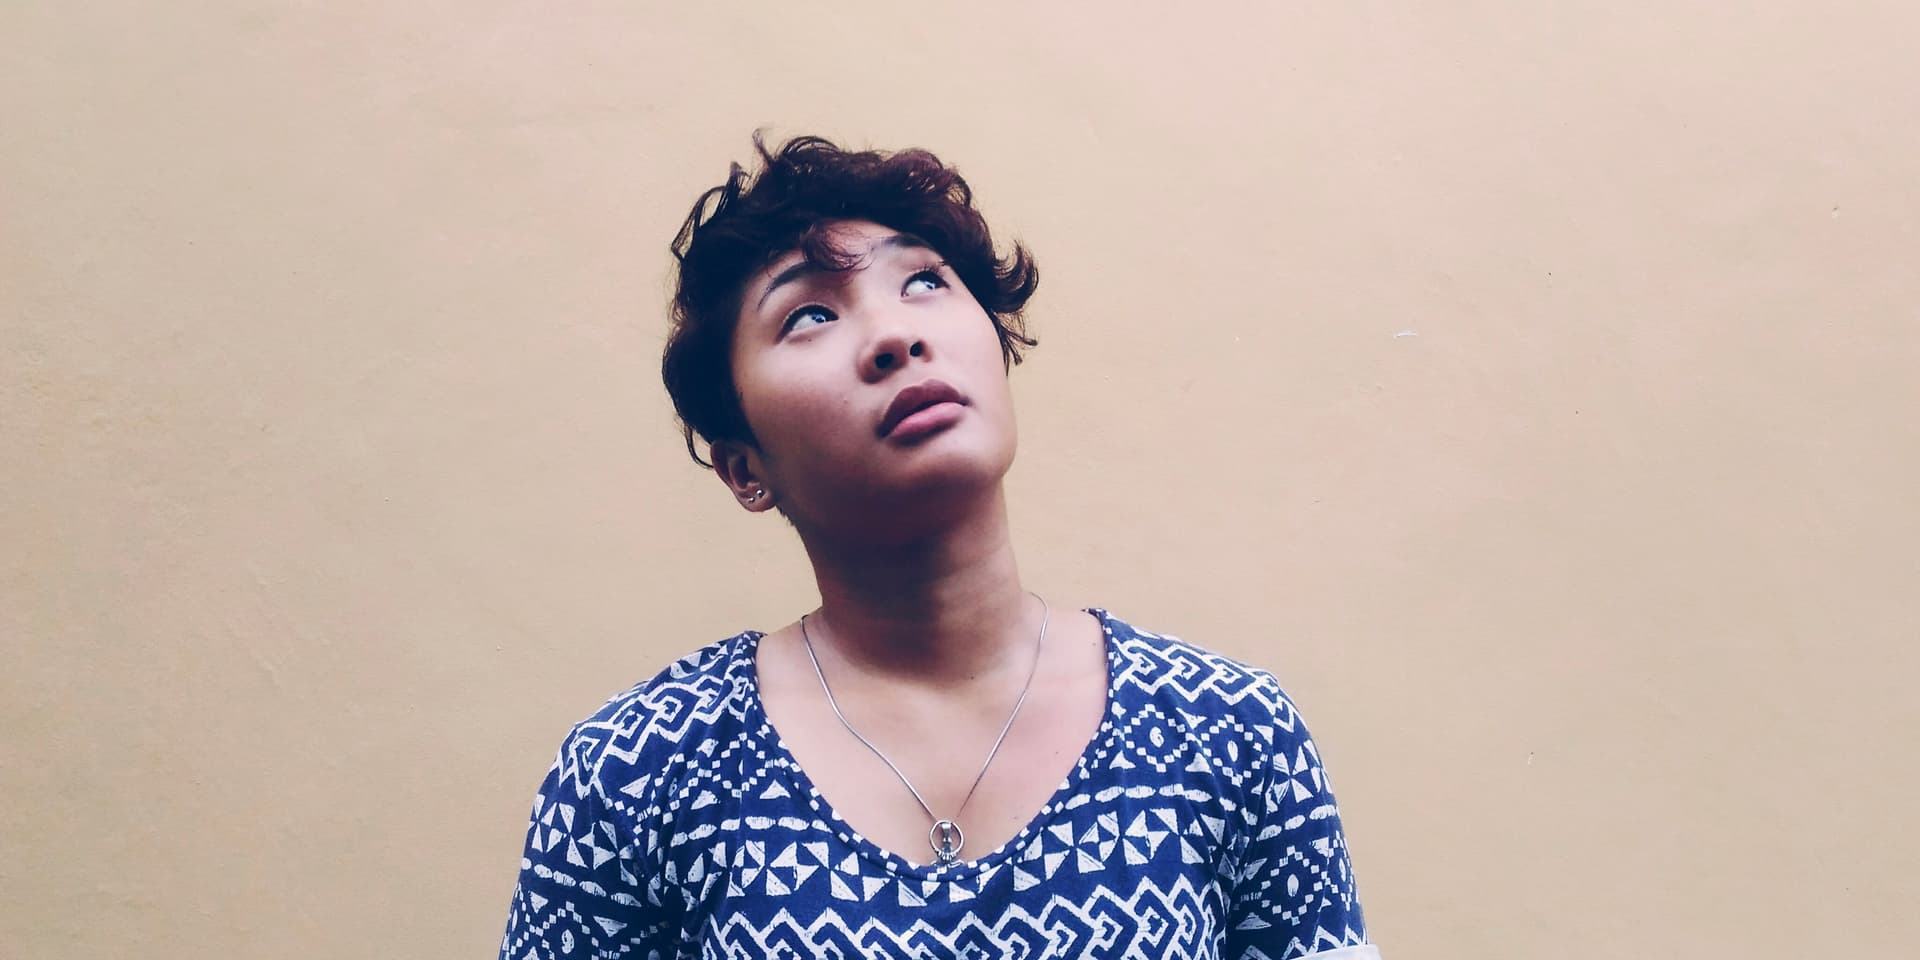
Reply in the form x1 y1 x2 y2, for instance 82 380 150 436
663 133 1040 468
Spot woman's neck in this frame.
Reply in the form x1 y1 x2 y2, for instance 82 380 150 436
797 491 1036 688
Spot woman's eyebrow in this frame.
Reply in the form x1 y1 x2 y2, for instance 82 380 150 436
753 234 934 312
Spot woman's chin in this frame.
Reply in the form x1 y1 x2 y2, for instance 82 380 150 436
893 438 1014 495
820 459 1011 543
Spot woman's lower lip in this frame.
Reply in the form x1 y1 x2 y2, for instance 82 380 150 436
884 402 966 442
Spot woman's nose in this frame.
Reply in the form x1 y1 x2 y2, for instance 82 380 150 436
863 331 928 380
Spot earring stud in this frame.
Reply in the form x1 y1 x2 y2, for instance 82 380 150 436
745 489 766 504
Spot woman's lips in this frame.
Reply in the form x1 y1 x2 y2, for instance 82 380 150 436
884 401 966 442
878 379 969 438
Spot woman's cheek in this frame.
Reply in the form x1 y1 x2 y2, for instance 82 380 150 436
756 380 854 455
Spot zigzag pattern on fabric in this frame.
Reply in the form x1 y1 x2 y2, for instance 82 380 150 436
500 610 1372 960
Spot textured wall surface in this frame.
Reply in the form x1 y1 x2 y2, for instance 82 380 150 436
4 2 1916 956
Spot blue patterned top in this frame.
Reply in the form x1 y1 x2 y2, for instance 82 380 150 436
499 610 1376 959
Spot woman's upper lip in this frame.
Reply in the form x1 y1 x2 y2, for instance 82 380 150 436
878 379 969 437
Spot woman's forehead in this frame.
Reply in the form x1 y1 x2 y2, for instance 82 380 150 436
762 220 917 272
747 221 935 312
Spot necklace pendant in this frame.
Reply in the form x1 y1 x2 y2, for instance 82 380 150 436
929 819 964 865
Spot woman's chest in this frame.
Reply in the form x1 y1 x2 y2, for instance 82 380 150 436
749 613 1116 869
768 694 1109 868
663 784 1240 960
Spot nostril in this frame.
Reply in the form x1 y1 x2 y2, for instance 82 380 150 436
908 341 924 358
874 352 895 370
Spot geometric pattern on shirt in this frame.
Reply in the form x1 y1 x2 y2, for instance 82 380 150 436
500 610 1373 960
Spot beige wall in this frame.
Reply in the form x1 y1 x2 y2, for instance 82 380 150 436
5 2 1917 956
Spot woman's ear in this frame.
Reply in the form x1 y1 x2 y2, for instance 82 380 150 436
710 440 777 512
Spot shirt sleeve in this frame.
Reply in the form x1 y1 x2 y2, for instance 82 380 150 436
1222 689 1379 960
498 729 676 960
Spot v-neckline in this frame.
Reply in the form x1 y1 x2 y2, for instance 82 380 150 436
739 607 1126 882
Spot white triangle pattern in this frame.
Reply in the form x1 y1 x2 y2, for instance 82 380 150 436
498 611 1371 960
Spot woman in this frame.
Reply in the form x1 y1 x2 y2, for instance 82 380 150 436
499 135 1379 959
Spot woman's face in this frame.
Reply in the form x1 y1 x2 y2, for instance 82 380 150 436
721 220 1018 540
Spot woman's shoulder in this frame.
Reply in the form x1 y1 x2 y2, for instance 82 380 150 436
1096 608 1310 737
546 630 761 787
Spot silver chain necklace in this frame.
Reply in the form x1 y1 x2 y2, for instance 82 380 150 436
799 595 1049 866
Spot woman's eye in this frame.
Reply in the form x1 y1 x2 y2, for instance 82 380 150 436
903 268 947 295
782 305 835 334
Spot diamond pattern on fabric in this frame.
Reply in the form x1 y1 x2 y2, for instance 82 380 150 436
498 610 1373 959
